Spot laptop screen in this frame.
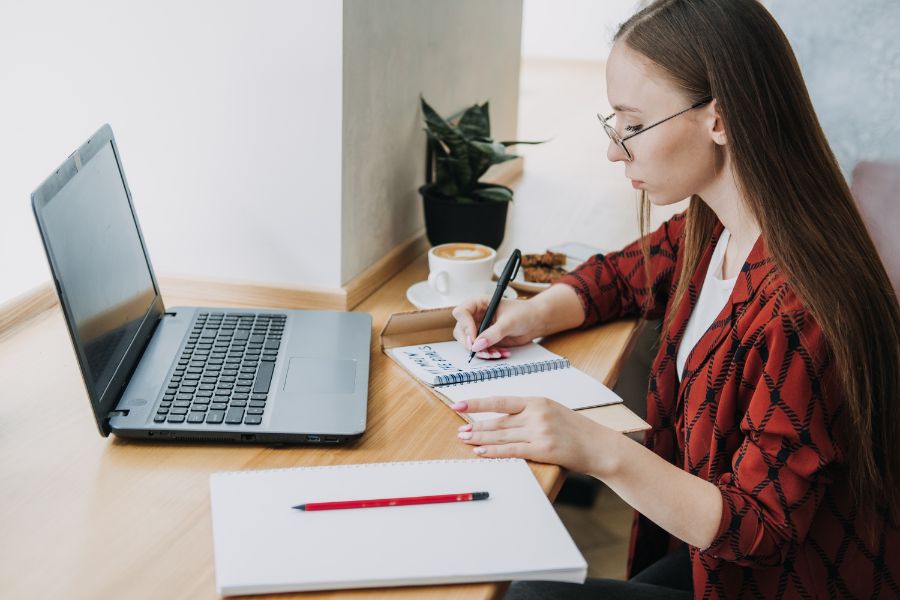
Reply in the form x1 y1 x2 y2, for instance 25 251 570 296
40 141 158 403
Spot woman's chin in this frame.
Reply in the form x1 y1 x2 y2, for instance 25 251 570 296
645 191 685 207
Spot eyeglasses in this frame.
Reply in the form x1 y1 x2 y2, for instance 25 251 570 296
597 97 713 161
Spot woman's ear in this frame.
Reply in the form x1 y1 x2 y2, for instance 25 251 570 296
707 99 727 146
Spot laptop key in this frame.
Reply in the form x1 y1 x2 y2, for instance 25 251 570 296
247 407 264 415
187 412 205 424
253 362 275 394
167 414 185 423
154 414 166 423
206 410 225 424
244 415 262 425
224 407 244 424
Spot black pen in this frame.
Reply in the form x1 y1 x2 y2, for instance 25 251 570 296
469 249 521 363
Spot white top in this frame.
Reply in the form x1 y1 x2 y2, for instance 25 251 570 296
676 229 738 380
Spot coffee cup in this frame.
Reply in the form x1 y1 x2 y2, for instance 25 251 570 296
427 243 497 305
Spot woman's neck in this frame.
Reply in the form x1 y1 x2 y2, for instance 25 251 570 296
698 160 761 279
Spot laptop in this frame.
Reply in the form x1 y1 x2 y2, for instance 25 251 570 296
31 124 371 445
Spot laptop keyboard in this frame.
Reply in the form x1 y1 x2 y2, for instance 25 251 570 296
154 311 286 426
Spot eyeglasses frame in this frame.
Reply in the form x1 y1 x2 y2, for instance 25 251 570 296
598 96 714 161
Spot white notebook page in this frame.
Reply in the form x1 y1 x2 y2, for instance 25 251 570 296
441 368 623 421
387 340 565 385
210 459 586 596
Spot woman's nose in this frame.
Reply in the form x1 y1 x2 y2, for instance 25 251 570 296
607 139 628 163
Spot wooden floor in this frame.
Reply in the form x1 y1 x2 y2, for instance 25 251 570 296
556 487 634 580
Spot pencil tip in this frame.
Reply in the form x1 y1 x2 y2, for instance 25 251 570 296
292 505 306 511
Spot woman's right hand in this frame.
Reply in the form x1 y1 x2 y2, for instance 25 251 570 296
451 297 543 359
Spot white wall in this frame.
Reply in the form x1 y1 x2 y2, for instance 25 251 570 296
521 0 641 60
341 0 523 284
1 0 527 306
0 0 343 306
766 0 900 180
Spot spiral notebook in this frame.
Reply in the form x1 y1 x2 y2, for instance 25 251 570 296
209 459 587 596
381 308 631 424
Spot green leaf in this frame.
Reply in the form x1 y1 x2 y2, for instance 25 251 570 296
472 185 514 202
424 128 448 158
466 140 497 182
497 138 552 146
470 140 520 169
457 102 491 139
421 98 476 189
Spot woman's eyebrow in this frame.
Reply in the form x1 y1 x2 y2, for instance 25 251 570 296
612 104 641 113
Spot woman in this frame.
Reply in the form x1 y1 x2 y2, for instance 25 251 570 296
450 1 900 598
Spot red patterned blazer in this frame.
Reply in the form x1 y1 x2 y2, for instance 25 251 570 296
557 212 899 599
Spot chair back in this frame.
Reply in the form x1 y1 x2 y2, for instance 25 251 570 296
851 160 900 297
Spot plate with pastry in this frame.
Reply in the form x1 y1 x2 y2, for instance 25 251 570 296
493 249 583 293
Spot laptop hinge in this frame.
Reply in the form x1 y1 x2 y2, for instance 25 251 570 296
107 409 130 419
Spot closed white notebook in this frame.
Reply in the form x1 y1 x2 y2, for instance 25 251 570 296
209 459 587 596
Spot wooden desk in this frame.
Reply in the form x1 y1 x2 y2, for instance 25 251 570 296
0 255 639 600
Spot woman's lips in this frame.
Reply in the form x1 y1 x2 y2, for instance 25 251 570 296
631 179 644 189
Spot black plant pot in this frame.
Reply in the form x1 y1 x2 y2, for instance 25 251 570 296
419 184 509 249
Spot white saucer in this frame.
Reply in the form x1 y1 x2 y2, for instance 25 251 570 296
406 280 518 310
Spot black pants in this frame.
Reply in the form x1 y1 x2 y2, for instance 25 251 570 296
505 544 692 600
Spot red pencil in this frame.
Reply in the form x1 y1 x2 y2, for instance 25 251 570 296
292 491 490 511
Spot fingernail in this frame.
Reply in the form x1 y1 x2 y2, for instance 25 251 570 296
473 447 486 455
471 338 488 352
500 350 511 358
458 424 472 432
490 351 501 358
458 431 473 440
452 401 468 412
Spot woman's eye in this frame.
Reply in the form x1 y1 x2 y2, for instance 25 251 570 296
624 124 643 133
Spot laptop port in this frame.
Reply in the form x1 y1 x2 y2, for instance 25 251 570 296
306 435 321 442
240 434 256 442
324 436 340 443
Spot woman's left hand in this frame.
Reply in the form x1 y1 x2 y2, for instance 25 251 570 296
453 396 622 477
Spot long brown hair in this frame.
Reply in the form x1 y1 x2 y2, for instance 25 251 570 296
617 0 900 524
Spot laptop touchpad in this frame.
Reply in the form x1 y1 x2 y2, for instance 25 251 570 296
282 357 357 394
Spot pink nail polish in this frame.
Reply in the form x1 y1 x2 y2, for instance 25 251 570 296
473 447 486 455
458 424 472 432
471 338 488 352
452 401 468 411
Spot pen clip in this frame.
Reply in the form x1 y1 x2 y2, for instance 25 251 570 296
509 249 522 281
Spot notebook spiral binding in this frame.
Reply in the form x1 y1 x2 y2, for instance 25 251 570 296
435 357 571 386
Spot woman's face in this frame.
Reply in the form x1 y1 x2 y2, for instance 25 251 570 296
604 42 724 205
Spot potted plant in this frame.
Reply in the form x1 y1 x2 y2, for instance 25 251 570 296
419 96 545 248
